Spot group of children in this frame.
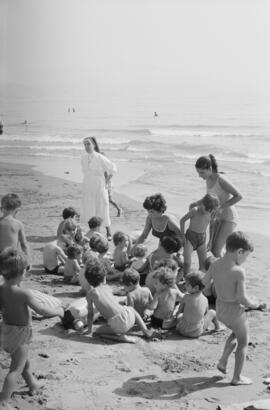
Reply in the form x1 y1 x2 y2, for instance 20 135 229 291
0 191 266 409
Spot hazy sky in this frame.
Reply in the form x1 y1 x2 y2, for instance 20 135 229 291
1 0 270 101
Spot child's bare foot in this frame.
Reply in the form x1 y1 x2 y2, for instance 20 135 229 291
99 333 136 344
29 380 44 396
217 361 227 374
231 376 253 386
144 329 154 339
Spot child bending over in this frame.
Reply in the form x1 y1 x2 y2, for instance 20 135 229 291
176 271 220 338
180 194 219 276
0 248 64 409
145 267 184 329
0 193 31 269
84 258 153 343
56 207 77 237
130 244 147 271
203 231 266 385
64 245 82 284
122 268 153 317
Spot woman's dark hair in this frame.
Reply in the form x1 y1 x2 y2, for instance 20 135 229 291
143 193 167 214
90 137 100 153
195 154 218 173
160 235 181 253
62 207 76 220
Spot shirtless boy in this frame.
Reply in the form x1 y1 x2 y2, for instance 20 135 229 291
203 231 266 385
0 193 31 267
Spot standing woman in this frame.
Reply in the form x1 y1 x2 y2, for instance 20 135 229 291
191 154 242 257
81 137 117 240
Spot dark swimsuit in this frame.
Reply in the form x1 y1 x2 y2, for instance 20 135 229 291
151 222 175 239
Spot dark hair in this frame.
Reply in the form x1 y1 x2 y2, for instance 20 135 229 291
62 219 77 234
153 258 178 272
201 194 219 212
1 194 21 211
94 236 109 254
156 267 176 288
185 271 205 291
195 154 218 173
0 247 27 280
204 255 217 271
84 258 106 287
89 233 103 251
132 244 147 258
143 193 167 214
226 231 254 253
88 216 103 229
160 235 181 254
113 231 127 246
66 245 82 259
62 207 76 220
122 268 140 286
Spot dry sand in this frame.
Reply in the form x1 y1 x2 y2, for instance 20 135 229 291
0 162 270 410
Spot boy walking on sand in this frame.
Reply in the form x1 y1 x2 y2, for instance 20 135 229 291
203 231 266 385
0 248 64 409
0 194 31 268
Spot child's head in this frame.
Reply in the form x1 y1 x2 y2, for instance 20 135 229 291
89 233 103 252
66 245 82 260
160 235 181 254
0 247 27 280
226 231 254 264
88 216 103 230
122 268 140 291
62 207 76 220
143 193 167 214
94 236 109 255
1 193 21 212
155 267 176 289
84 258 106 287
185 271 205 293
113 231 128 247
204 255 218 271
201 194 219 212
62 219 77 236
153 258 178 272
132 244 147 258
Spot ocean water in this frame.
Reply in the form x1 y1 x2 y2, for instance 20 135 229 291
1 98 270 236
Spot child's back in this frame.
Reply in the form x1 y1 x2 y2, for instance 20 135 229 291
127 286 152 317
43 240 66 272
0 215 23 252
153 287 181 320
88 283 123 320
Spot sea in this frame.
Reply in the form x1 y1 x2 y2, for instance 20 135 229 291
1 97 270 237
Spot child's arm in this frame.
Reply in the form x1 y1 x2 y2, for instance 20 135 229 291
56 246 67 264
180 209 196 235
136 215 152 244
18 222 32 268
126 293 134 308
235 268 264 309
176 297 186 317
25 290 64 318
175 287 184 301
86 292 95 335
217 176 242 211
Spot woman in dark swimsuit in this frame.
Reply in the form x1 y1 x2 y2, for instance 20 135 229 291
136 193 183 251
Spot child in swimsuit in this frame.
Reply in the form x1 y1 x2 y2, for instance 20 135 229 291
180 194 219 276
0 248 64 409
122 268 153 317
112 231 133 278
176 271 220 338
203 231 266 386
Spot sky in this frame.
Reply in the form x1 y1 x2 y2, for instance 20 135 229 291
1 0 270 103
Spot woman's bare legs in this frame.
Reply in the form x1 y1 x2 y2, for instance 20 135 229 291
183 240 193 276
212 221 236 257
197 243 207 272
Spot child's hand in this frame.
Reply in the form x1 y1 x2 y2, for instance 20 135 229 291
257 303 267 311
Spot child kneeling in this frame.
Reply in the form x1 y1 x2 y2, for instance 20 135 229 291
84 258 153 343
176 271 220 338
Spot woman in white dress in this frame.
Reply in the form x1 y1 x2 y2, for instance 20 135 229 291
81 137 117 240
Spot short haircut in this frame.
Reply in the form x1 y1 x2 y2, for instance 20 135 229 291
160 235 181 254
0 247 27 280
185 271 205 291
84 258 106 287
122 268 140 286
89 233 103 251
94 236 109 254
66 245 82 259
226 231 254 253
153 258 178 272
88 216 103 229
1 194 21 211
201 194 219 212
143 193 167 214
62 207 76 220
132 244 147 258
62 218 77 234
113 231 126 246
156 267 176 288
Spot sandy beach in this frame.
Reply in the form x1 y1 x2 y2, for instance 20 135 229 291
1 161 270 410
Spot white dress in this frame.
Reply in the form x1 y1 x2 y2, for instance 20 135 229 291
81 151 117 226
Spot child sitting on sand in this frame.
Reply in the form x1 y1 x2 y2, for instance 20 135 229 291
130 244 148 271
63 245 82 284
112 231 133 274
145 267 184 329
84 258 153 343
145 258 179 296
0 193 31 269
85 216 103 240
180 194 219 276
56 206 77 237
94 235 115 278
43 239 67 274
176 271 221 338
0 248 64 409
58 219 77 252
122 268 153 317
203 231 266 385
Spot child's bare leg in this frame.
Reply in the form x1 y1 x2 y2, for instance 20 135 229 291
217 332 237 374
133 310 153 338
0 346 28 404
204 309 221 331
197 244 207 272
231 320 252 385
22 360 42 395
94 324 136 343
183 241 193 276
212 221 235 258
